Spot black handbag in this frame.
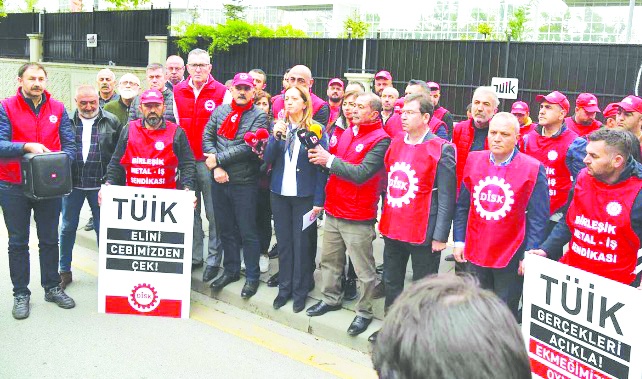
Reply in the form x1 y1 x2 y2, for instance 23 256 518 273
21 152 72 200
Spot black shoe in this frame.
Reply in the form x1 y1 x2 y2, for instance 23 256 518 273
241 280 259 299
202 265 219 282
293 299 305 313
267 243 279 259
373 281 385 299
444 254 455 262
267 272 279 287
344 278 358 301
347 315 372 336
44 286 76 309
191 261 204 271
273 294 290 309
306 301 341 317
210 273 240 291
84 217 94 231
368 330 379 343
375 264 384 275
12 294 30 320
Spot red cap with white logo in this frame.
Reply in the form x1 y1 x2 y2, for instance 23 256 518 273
576 93 600 113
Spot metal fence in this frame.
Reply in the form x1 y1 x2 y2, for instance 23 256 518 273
172 37 642 121
0 12 38 59
43 9 170 66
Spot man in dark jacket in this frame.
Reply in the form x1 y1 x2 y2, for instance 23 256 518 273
59 85 122 289
0 62 77 319
128 63 176 123
204 73 268 299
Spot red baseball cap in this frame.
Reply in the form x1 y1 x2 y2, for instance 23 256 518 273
616 95 642 113
536 91 570 114
602 103 618 118
427 81 440 91
511 101 529 115
576 93 601 113
232 72 254 87
328 78 344 88
140 89 164 104
375 70 392 81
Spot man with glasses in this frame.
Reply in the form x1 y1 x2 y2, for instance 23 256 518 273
272 64 329 126
128 63 176 123
174 48 231 283
104 73 140 127
165 55 185 91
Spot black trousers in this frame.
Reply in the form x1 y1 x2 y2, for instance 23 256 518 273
257 187 273 254
466 252 523 321
271 193 315 303
383 237 441 310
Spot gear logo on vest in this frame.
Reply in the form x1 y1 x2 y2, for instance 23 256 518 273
547 150 558 161
329 135 338 147
154 141 165 151
204 100 216 111
128 283 159 313
472 176 515 220
386 162 419 208
606 201 622 217
355 144 364 152
49 115 58 124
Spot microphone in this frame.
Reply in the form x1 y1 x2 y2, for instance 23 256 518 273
244 131 258 148
309 123 322 139
255 128 270 154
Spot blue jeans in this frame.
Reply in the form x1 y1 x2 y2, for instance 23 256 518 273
59 188 100 272
0 182 62 296
211 181 260 281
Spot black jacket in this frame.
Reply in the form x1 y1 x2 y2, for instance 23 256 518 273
202 104 268 185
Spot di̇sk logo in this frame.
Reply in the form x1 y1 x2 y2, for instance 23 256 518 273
154 141 165 151
204 100 216 111
386 162 419 208
231 114 238 123
472 176 515 220
355 144 364 152
606 201 622 217
128 283 159 312
547 150 558 161
329 135 338 147
240 73 249 80
49 115 58 123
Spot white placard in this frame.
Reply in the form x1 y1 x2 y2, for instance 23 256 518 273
97 185 194 319
522 255 642 379
86 34 97 48
491 77 519 99
302 209 320 231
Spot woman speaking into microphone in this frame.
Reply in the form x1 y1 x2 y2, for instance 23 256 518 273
263 85 328 313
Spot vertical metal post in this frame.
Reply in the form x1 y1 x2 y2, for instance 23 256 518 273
626 0 635 43
346 31 352 73
91 6 96 65
504 37 510 77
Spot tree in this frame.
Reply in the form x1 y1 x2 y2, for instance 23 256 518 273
506 6 530 41
477 23 494 40
104 0 150 10
342 11 369 38
223 0 246 21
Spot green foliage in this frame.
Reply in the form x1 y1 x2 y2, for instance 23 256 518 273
223 1 245 21
477 23 493 39
506 6 529 41
173 20 308 54
342 11 369 38
104 0 150 10
0 0 6 17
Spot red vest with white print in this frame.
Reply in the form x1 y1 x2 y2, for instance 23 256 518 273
433 106 448 121
324 121 389 221
0 90 64 184
121 119 178 189
329 123 347 155
565 116 602 138
462 151 539 268
379 136 446 243
452 119 489 192
561 170 642 284
524 128 577 214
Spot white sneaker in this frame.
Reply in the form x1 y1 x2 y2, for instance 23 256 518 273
241 258 246 272
259 254 270 273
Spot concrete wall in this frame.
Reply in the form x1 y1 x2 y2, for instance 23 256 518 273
0 59 147 112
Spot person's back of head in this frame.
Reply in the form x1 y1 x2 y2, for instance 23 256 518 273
372 274 531 379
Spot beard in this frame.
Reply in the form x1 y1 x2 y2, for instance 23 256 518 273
144 113 162 127
79 109 99 119
119 88 138 100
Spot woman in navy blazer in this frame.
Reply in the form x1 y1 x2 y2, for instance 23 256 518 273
263 85 328 313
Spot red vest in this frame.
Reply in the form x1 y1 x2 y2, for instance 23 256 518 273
383 113 403 138
324 120 389 221
329 123 347 155
121 120 179 189
0 90 64 184
562 170 642 284
328 104 341 127
462 151 540 268
173 75 228 160
433 106 448 121
428 117 447 135
523 128 577 214
379 136 446 243
565 116 602 138
273 91 326 121
452 119 489 192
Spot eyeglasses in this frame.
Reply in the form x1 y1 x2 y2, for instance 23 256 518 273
288 77 307 85
120 81 139 86
188 63 210 70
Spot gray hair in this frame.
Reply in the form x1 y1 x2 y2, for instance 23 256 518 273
473 86 500 109
187 48 210 64
358 92 382 114
489 112 520 135
406 79 430 94
75 84 99 98
404 93 434 116
146 63 165 74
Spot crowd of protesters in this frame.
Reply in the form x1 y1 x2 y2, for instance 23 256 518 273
3 49 642 369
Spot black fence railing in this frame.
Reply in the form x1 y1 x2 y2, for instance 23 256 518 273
0 12 38 59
